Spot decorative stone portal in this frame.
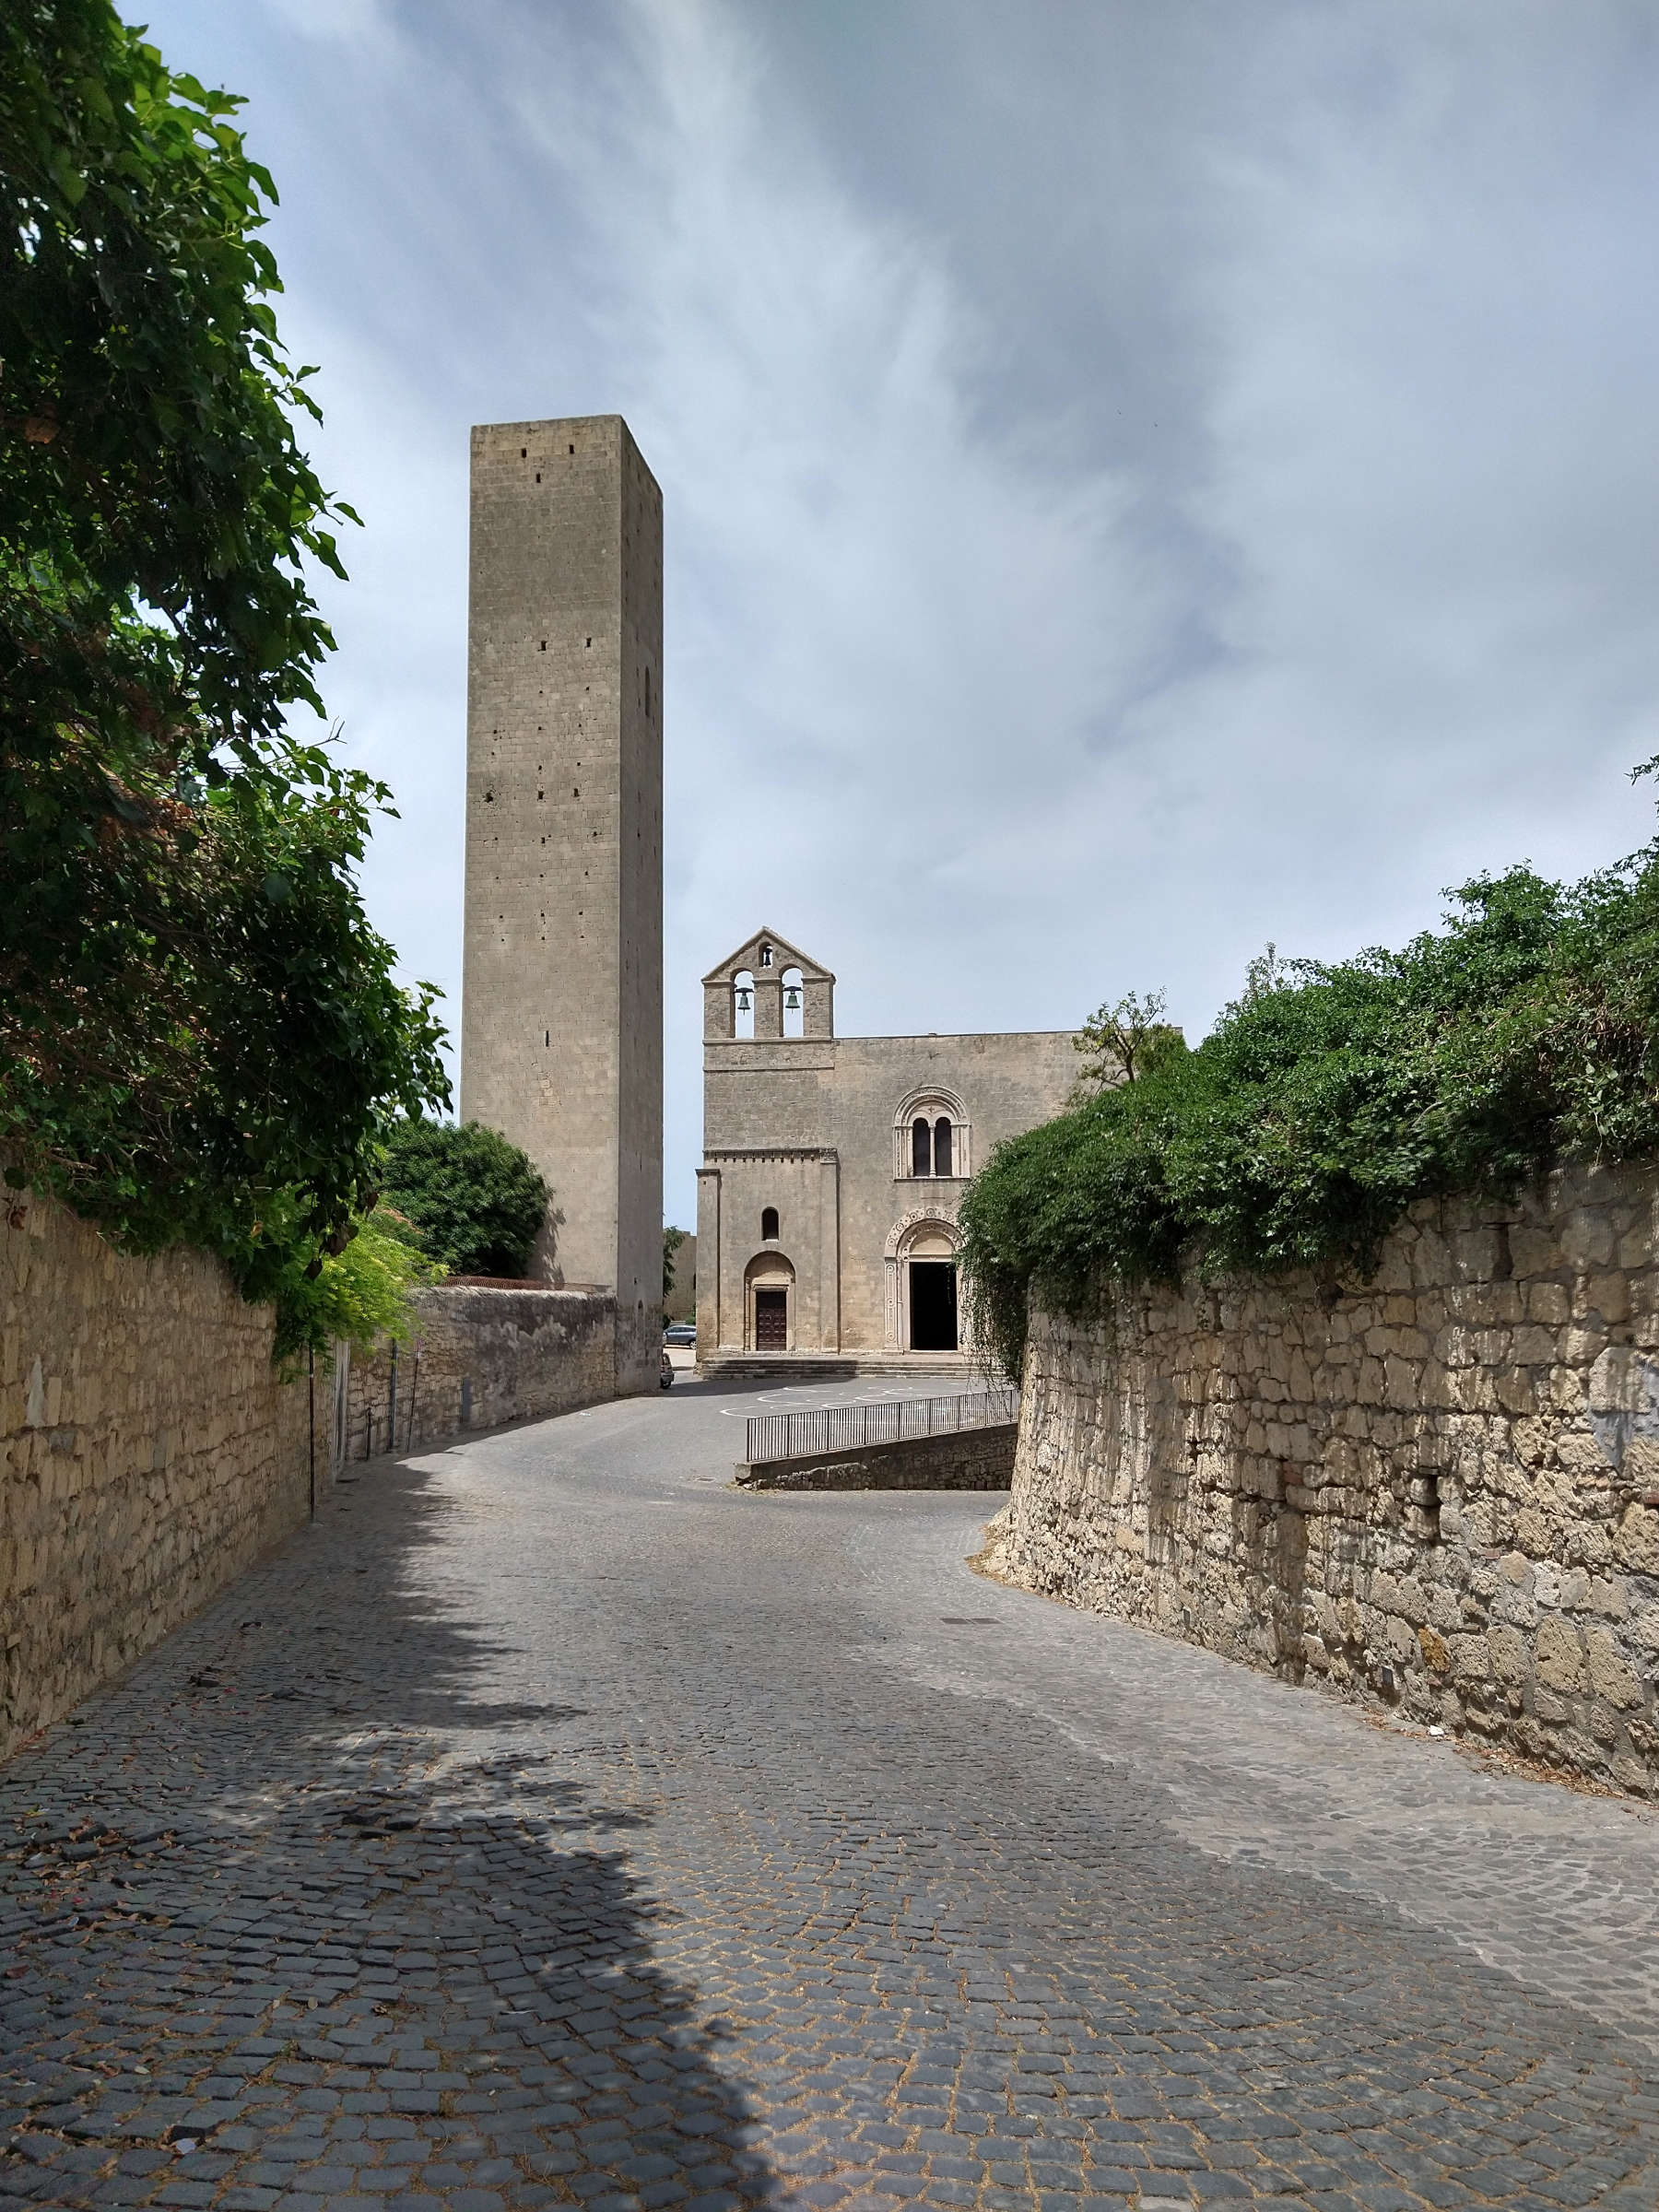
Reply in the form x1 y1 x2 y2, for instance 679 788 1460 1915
886 1215 960 1352
910 1260 959 1351
744 1251 795 1351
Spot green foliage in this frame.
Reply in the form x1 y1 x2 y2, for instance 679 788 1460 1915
1071 985 1189 1098
2 0 351 786
961 794 1659 1382
664 1224 688 1301
378 1121 549 1279
273 1209 445 1371
0 2 451 1356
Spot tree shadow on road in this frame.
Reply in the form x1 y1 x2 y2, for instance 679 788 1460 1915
0 1453 781 2209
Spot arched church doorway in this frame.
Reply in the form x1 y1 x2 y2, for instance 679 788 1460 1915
904 1224 959 1351
744 1251 795 1351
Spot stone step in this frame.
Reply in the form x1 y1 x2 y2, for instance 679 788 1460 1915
697 1351 981 1383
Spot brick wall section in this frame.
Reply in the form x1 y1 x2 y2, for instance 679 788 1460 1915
341 1286 616 1461
986 1163 1659 1797
737 1424 1016 1491
1 1190 313 1759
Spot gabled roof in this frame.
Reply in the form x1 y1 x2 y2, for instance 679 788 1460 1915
700 925 835 987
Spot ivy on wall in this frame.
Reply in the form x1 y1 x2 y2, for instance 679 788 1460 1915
1 2 450 1357
960 772 1659 1383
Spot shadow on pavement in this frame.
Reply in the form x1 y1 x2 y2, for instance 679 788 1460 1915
0 1454 777 2210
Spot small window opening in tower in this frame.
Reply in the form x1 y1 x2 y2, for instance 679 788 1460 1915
759 941 774 968
782 968 804 1038
569 442 575 453
733 971 756 1040
520 446 526 457
935 1117 954 1176
761 1206 779 1241
912 1117 932 1177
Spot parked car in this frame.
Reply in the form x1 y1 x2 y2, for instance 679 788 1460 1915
663 1322 698 1347
660 1348 675 1390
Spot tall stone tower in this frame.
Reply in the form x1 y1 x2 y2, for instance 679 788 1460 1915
461 415 663 1395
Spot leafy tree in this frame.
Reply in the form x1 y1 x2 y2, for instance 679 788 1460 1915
664 1224 688 1302
961 773 1659 1382
379 1121 549 1279
1071 986 1188 1098
0 1 450 1354
277 1209 445 1362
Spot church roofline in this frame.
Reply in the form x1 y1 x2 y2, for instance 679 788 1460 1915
700 924 835 986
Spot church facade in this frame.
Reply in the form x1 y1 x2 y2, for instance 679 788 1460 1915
696 928 1077 1366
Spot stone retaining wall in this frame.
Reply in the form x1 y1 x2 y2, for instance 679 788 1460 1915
1 1189 314 1759
983 1163 1659 1796
737 1424 1016 1492
341 1284 616 1461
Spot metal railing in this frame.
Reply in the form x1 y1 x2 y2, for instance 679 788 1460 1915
744 1384 1018 1466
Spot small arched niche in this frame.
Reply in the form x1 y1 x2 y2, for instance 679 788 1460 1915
760 1205 780 1241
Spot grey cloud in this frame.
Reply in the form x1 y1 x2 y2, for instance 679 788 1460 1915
143 0 1659 1222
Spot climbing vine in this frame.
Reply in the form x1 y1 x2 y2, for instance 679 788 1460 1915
960 772 1659 1382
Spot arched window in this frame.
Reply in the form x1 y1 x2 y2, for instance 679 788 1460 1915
782 967 804 1038
895 1089 970 1180
760 1206 779 1241
733 969 755 1040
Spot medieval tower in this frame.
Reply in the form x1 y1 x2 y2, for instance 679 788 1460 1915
460 415 664 1394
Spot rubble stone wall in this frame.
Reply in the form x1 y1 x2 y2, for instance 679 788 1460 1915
986 1163 1659 1796
341 1285 616 1462
1 1189 314 1759
736 1423 1016 1491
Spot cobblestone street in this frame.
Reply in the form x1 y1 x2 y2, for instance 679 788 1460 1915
4 1379 1658 2212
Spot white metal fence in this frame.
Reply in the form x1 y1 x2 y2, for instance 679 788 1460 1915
744 1384 1018 1466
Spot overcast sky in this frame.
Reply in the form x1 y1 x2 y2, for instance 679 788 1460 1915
144 0 1659 1227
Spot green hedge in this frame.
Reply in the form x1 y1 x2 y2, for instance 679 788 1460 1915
959 793 1659 1382
379 1119 549 1279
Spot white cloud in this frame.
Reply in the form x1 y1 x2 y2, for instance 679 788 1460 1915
139 0 1659 1222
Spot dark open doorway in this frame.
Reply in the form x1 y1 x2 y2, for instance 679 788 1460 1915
909 1261 958 1351
754 1288 788 1349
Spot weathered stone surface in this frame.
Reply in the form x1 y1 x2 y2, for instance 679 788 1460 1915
1 1190 312 1759
735 1421 1016 1490
4 1200 622 1757
4 1382 1657 2208
989 1162 1659 1795
341 1284 616 1461
460 415 664 1394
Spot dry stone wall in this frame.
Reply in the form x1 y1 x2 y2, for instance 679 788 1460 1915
341 1285 615 1462
736 1423 1016 1491
986 1163 1659 1796
1 1190 314 1759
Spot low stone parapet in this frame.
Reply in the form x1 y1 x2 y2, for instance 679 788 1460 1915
735 1424 1016 1491
340 1284 616 1461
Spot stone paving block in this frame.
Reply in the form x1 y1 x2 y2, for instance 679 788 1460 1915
4 1397 1659 2212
